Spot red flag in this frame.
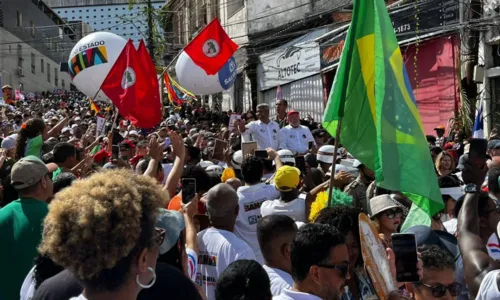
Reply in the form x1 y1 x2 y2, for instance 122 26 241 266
184 18 238 75
100 40 161 128
137 40 159 89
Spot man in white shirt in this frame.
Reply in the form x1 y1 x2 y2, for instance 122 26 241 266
257 215 297 296
278 110 315 155
238 104 280 150
197 183 256 300
261 166 307 223
235 156 280 264
274 223 350 300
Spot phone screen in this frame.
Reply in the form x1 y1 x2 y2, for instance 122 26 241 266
308 141 314 150
254 150 268 159
111 145 119 160
182 178 197 204
295 156 306 171
469 138 487 166
392 233 419 282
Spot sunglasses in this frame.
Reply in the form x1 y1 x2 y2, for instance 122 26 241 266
152 227 166 247
418 282 462 297
317 263 349 279
384 209 403 219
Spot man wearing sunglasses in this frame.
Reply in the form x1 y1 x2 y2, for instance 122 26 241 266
273 223 350 300
407 244 462 299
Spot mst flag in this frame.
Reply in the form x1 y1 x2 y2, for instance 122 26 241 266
184 18 238 75
100 40 161 128
322 0 443 219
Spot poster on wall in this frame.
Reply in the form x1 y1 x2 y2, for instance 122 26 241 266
257 42 321 91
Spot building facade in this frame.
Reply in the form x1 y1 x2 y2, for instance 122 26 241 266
0 0 74 92
46 0 164 44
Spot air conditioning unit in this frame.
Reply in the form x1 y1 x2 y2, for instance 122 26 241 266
17 67 25 77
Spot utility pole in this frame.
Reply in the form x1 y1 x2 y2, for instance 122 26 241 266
463 0 482 121
146 0 155 63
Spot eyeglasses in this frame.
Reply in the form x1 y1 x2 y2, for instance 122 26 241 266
152 227 166 247
316 263 349 279
384 209 403 219
417 282 462 297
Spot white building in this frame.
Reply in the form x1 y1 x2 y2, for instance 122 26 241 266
46 0 164 44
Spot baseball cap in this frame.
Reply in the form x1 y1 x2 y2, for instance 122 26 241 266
1 134 17 150
352 159 363 168
317 145 335 164
156 208 185 255
434 125 445 130
369 194 402 217
274 166 300 192
456 154 468 170
120 140 135 149
287 110 299 116
11 156 58 190
128 130 139 137
2 85 12 90
488 139 500 150
403 225 459 260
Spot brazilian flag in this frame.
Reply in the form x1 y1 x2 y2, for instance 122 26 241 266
322 0 443 224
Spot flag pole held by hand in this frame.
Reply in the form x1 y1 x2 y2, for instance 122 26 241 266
328 117 343 207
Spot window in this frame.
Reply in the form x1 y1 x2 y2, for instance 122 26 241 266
93 9 96 11
61 79 65 89
78 9 81 12
227 0 244 17
16 10 22 27
86 9 89 12
54 68 58 86
17 44 22 68
30 21 35 37
101 8 103 11
31 53 35 74
47 63 51 82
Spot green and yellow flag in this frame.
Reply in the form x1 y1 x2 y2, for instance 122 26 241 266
322 0 443 225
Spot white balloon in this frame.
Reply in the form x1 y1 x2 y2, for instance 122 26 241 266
175 51 237 95
68 32 127 102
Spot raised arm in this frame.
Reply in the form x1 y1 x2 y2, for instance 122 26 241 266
458 191 500 297
164 131 185 199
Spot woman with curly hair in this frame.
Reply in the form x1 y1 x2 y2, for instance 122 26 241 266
38 169 167 300
15 117 68 160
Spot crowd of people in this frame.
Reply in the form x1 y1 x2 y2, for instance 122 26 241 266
1 89 500 300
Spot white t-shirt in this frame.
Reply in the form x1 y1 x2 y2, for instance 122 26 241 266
187 247 198 282
273 289 323 300
197 227 256 300
20 266 36 300
234 183 280 264
242 120 280 150
261 197 307 223
278 125 315 154
476 269 500 299
263 265 293 296
487 233 500 261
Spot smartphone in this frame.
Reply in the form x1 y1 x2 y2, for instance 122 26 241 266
295 156 306 171
392 233 419 282
242 141 258 158
111 145 119 160
254 150 268 159
182 178 197 204
308 141 314 150
469 138 487 166
112 128 124 145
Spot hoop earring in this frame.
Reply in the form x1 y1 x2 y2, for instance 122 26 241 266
136 267 156 289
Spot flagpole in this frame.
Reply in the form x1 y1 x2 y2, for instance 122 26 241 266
328 117 343 207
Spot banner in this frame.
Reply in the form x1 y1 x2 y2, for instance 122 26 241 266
96 116 106 137
228 113 241 132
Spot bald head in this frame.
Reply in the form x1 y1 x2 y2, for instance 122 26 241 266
207 183 239 220
225 178 242 190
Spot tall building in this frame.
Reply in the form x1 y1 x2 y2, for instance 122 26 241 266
0 0 74 92
45 0 164 44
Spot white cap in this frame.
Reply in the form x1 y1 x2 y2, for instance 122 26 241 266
326 164 349 177
352 159 363 168
206 165 224 177
277 149 295 164
317 145 335 164
62 127 73 134
199 160 215 169
1 134 17 150
74 117 81 121
232 150 243 170
71 124 78 129
128 130 139 137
